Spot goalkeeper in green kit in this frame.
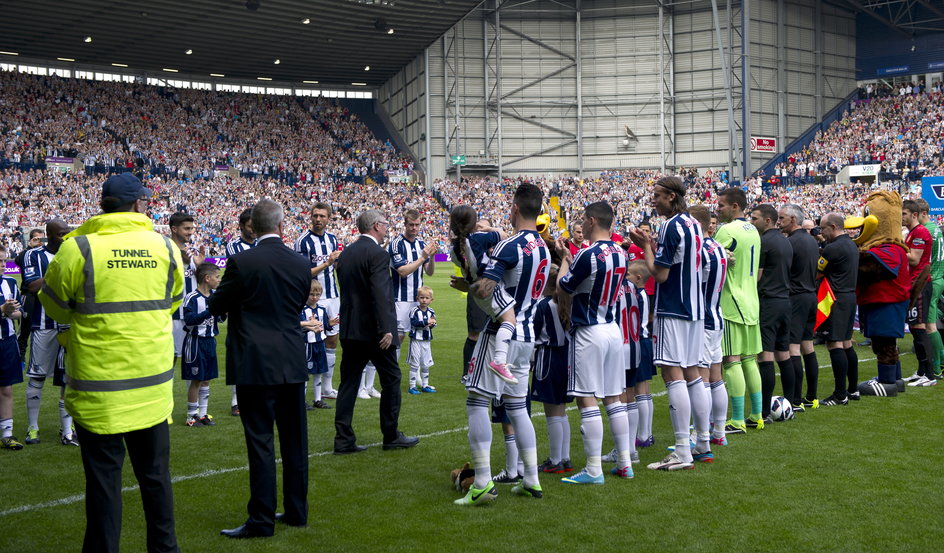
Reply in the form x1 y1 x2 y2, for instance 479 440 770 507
917 199 944 379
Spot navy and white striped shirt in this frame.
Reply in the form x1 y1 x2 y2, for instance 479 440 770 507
0 276 22 339
532 296 566 348
294 230 340 299
654 213 704 321
617 281 643 369
22 246 56 330
225 237 254 259
454 231 502 282
173 258 198 321
300 304 331 344
409 306 435 340
701 237 728 331
559 240 627 327
482 230 550 342
182 290 222 337
389 235 429 302
636 285 650 339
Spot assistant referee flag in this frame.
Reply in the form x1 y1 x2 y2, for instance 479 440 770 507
814 278 835 331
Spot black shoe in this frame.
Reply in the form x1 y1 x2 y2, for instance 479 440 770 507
275 513 306 527
306 402 316 411
792 402 805 413
313 400 332 409
820 394 848 406
847 391 861 401
382 431 420 450
334 444 368 455
220 524 273 539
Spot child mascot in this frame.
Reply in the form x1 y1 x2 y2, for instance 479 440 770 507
845 190 911 396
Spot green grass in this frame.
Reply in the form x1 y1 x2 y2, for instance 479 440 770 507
2 262 943 552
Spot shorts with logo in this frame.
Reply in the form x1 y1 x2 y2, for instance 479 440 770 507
0 335 22 386
530 343 570 405
172 319 185 357
466 295 490 335
699 327 723 368
26 328 60 379
306 341 328 374
905 284 931 327
789 292 817 343
318 297 340 337
636 337 654 383
821 291 856 341
465 333 533 399
408 339 434 369
396 301 419 335
181 335 219 381
652 316 705 369
53 345 66 387
567 323 625 398
722 319 762 357
760 297 791 352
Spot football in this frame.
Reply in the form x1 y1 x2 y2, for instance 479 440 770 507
770 396 794 421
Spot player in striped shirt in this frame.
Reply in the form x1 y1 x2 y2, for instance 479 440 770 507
555 201 633 483
389 209 437 367
294 202 341 399
300 280 334 410
688 205 729 446
457 183 550 506
23 219 73 446
170 212 203 366
0 245 25 450
182 263 224 427
629 176 710 471
224 208 255 415
448 207 510 379
407 286 437 394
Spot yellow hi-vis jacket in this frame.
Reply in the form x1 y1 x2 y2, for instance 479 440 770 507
38 211 184 434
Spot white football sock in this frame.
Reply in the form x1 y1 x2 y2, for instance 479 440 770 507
466 395 493 489
409 366 419 389
710 380 728 438
505 399 539 487
546 414 564 464
605 402 631 469
26 378 43 429
365 363 377 390
687 377 710 448
503 433 518 475
187 401 198 416
323 348 336 392
231 385 238 407
58 398 72 436
0 418 11 439
560 413 571 461
625 402 639 458
667 380 692 462
636 393 652 440
198 386 210 418
313 377 322 402
421 367 430 388
493 322 515 366
579 406 604 477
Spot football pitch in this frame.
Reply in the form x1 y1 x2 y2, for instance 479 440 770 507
1 263 942 552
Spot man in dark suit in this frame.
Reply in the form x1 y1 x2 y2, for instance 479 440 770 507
334 209 419 454
209 198 311 539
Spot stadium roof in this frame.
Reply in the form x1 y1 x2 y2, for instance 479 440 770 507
0 0 480 86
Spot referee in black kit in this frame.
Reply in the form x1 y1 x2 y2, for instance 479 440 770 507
750 204 793 423
816 212 860 406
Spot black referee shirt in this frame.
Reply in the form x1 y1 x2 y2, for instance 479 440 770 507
758 228 793 299
787 229 819 294
819 234 858 293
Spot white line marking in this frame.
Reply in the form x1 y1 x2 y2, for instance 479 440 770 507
2 352 898 517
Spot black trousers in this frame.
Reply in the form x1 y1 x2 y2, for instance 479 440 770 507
236 382 309 532
74 420 179 553
334 339 402 449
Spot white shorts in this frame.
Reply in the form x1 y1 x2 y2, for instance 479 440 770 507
652 316 705 369
396 301 418 335
318 297 340 337
699 327 723 368
408 339 434 370
27 329 60 379
471 284 515 321
567 323 625 398
173 319 185 357
465 334 533 399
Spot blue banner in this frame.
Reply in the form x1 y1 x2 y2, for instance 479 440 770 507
922 176 944 215
929 61 944 70
877 65 910 76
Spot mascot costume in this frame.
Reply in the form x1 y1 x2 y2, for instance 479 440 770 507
845 190 911 396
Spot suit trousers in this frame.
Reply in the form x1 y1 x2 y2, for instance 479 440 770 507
236 383 309 532
334 339 402 449
74 420 179 553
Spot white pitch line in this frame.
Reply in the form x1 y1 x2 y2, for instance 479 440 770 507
7 353 907 518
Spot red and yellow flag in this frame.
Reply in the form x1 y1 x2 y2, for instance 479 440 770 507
814 278 836 331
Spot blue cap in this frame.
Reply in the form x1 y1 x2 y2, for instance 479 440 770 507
102 173 152 204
